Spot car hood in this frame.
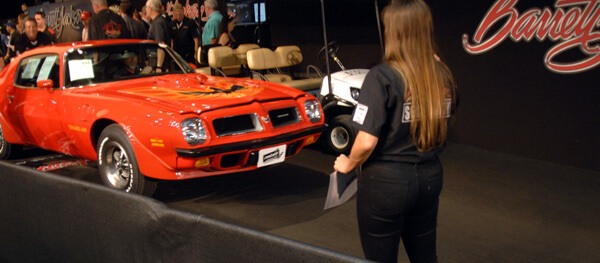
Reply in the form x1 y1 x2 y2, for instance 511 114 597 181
78 74 306 114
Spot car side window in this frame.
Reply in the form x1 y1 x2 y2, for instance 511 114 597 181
15 54 60 88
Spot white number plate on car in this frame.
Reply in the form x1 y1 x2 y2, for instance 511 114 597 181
257 145 287 168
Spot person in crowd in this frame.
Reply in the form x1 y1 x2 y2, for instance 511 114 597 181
88 0 131 40
34 11 55 43
120 0 147 39
139 7 151 31
201 0 222 46
170 3 198 63
80 11 91 41
15 18 53 55
17 13 29 34
133 9 149 32
4 20 19 63
0 26 7 70
145 0 170 73
217 15 236 47
21 3 29 15
333 1 456 262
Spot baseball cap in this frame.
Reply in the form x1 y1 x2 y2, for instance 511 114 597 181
80 11 91 21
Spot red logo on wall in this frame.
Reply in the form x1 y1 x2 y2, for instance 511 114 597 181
462 0 600 74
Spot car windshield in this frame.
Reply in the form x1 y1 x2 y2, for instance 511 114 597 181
64 43 193 87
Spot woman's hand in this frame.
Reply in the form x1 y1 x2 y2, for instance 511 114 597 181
334 154 354 174
333 131 379 174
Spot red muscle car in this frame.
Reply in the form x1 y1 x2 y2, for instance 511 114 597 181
0 40 324 196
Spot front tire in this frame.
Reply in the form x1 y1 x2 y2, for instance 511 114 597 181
97 124 157 196
0 123 22 160
326 115 356 155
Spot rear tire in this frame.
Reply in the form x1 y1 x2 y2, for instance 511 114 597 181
326 115 356 155
97 124 157 196
0 123 22 160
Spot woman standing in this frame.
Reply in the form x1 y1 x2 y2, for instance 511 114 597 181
333 0 455 262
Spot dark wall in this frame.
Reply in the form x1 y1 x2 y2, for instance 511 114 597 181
267 0 600 171
0 162 366 262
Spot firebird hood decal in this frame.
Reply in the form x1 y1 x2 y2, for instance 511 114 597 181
121 83 264 100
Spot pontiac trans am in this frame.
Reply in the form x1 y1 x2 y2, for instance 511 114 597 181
0 40 324 196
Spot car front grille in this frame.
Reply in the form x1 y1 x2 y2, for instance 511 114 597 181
213 113 262 137
269 107 300 128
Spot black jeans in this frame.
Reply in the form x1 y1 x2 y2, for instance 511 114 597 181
357 159 443 263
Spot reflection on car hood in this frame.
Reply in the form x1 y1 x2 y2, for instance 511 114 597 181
87 74 305 114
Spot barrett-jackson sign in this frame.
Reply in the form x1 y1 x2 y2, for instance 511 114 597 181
462 0 600 74
29 0 92 43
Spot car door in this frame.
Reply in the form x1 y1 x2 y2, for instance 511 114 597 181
6 53 65 151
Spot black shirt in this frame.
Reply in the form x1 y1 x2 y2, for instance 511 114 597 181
352 63 449 163
88 9 131 40
148 15 171 44
170 17 198 60
123 15 147 40
15 33 52 54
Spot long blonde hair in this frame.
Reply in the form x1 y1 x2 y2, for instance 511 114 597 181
382 0 455 152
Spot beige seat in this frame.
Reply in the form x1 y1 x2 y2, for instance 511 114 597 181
274 45 323 90
246 48 293 82
208 46 244 76
234 43 260 65
195 46 212 75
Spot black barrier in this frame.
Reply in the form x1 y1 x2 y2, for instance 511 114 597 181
0 161 366 262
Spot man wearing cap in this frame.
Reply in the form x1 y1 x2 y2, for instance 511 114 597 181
112 51 142 78
88 0 131 40
81 11 91 41
4 20 19 63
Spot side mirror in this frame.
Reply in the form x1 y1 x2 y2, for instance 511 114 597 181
36 79 54 89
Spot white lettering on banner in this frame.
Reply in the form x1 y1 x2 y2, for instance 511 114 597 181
46 5 85 39
462 0 600 74
166 0 200 19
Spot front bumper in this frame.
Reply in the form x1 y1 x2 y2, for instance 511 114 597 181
176 125 324 158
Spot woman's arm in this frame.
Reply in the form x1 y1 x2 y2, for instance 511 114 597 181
334 131 378 174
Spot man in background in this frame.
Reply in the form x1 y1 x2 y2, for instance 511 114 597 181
88 0 131 40
145 0 170 72
120 0 147 39
4 20 19 63
170 3 198 63
15 18 52 55
34 11 55 43
201 0 222 46
80 11 91 41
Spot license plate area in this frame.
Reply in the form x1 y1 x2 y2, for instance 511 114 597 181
257 145 287 168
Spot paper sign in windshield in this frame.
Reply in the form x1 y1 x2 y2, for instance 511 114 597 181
68 59 94 81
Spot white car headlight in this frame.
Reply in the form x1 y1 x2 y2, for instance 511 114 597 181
304 100 322 123
350 87 360 101
181 118 207 146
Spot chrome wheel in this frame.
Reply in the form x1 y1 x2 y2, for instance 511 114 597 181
103 142 132 190
97 124 157 196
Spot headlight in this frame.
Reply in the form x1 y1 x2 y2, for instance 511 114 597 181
350 87 360 100
181 118 207 146
304 100 322 123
